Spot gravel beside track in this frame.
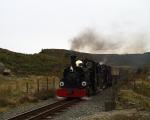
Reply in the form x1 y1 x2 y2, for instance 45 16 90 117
0 98 57 120
79 109 150 120
53 88 114 120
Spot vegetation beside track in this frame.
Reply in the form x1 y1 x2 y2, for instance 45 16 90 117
0 75 59 112
117 67 150 111
82 109 150 120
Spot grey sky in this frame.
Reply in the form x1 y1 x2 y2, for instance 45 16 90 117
0 0 150 54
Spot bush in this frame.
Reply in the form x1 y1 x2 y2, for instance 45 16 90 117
0 97 16 107
33 89 55 100
118 90 150 111
134 81 150 97
18 95 38 104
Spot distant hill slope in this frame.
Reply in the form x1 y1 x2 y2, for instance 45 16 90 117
0 48 69 76
91 53 150 68
0 48 150 76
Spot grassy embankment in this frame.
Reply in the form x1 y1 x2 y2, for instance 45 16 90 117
117 67 150 111
0 75 59 113
0 49 71 112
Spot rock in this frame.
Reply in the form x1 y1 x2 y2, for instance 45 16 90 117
3 68 11 75
0 62 5 73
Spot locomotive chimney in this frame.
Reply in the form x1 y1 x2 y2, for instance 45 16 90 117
70 55 76 69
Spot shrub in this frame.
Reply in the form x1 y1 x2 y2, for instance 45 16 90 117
0 97 16 107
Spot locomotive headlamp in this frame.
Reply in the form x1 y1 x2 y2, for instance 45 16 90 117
59 82 64 87
76 60 83 67
82 81 87 87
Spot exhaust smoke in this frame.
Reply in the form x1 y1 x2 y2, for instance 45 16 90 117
70 29 148 54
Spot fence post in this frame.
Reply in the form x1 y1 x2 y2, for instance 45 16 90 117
104 77 117 111
26 82 29 94
46 77 49 91
133 77 135 89
52 77 55 91
37 79 40 93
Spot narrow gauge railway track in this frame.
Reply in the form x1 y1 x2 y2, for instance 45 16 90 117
7 99 80 120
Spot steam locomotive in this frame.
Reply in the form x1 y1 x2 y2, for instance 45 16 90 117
56 56 119 98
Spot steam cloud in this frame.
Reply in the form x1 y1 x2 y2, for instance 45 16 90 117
70 29 148 54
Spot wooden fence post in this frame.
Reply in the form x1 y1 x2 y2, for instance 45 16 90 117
46 77 49 91
26 82 29 94
52 77 55 91
133 77 136 89
37 79 40 93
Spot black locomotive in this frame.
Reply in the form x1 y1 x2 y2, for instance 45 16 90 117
56 55 118 98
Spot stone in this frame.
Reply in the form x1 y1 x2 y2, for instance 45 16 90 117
0 62 5 73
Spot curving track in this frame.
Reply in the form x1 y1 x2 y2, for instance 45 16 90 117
7 99 80 120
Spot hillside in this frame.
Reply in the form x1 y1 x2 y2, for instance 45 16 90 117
0 48 69 76
0 48 150 76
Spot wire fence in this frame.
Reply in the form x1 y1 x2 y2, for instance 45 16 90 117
0 76 59 98
25 76 59 94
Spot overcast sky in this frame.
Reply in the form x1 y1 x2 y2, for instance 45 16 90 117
0 0 150 54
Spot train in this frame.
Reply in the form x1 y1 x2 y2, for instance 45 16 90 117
56 55 120 98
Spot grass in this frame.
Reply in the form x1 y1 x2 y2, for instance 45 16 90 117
85 110 150 120
0 48 69 76
89 114 150 120
118 73 150 112
0 75 59 113
112 114 150 120
134 80 150 97
118 89 150 111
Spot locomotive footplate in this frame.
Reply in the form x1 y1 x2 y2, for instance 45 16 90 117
56 88 87 97
68 89 74 95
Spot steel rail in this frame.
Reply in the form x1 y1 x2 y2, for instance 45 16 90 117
7 99 80 120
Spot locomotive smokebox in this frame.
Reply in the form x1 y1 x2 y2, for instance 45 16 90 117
70 55 76 69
